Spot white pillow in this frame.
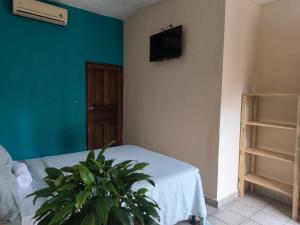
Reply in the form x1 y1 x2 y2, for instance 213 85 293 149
0 145 13 166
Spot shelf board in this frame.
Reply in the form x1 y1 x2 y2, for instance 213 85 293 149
245 93 300 97
246 121 297 131
245 148 294 163
244 174 293 197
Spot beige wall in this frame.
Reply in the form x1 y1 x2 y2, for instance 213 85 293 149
124 0 225 199
218 0 260 200
255 0 300 93
124 0 300 202
219 0 300 201
253 0 300 189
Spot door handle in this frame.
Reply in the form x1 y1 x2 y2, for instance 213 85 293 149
89 106 94 111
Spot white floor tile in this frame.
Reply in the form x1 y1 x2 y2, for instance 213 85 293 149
240 219 261 225
227 200 259 218
206 204 217 215
240 192 272 209
213 208 247 225
285 219 300 225
207 216 228 225
178 193 297 225
262 201 292 220
250 210 289 225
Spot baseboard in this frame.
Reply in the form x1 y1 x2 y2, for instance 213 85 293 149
205 191 238 208
205 195 218 208
217 191 239 208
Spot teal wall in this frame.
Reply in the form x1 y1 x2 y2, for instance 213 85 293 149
0 0 123 160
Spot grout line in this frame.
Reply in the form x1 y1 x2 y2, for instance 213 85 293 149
250 207 290 225
260 200 293 222
236 204 261 225
209 215 229 225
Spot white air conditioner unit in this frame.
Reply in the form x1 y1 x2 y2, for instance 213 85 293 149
13 0 68 26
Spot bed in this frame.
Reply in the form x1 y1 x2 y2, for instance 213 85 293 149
18 145 208 225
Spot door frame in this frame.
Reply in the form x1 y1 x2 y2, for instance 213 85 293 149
85 61 123 150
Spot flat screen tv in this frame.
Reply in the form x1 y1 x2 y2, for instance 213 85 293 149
150 25 182 62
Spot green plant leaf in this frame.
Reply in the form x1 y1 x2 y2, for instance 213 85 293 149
95 197 114 225
124 173 152 189
114 160 134 170
38 200 55 212
143 206 160 221
75 191 91 209
48 203 74 225
87 150 95 161
54 174 65 187
126 173 151 182
81 212 96 225
90 159 103 170
129 162 149 173
36 212 55 225
134 196 159 210
130 205 144 225
146 179 155 187
109 208 134 225
34 202 57 219
104 159 115 168
75 164 95 186
56 183 77 192
137 188 148 195
38 189 76 214
144 215 159 225
100 141 115 155
44 179 55 187
61 166 75 173
27 187 55 204
46 167 63 179
107 183 119 196
81 161 99 173
97 154 105 164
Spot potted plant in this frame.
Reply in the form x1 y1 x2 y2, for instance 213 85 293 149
28 144 160 225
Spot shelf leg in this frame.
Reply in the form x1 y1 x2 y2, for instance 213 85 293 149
239 95 247 198
292 97 300 220
250 96 258 192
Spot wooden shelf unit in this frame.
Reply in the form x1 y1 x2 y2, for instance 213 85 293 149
244 174 293 197
246 93 299 97
238 93 300 220
245 148 294 163
246 121 296 131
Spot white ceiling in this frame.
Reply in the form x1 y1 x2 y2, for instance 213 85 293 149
53 0 279 20
52 0 159 20
252 0 279 4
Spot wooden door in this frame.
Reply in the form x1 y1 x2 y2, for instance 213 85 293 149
86 62 123 150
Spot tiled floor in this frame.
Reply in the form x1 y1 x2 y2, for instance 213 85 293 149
178 193 300 225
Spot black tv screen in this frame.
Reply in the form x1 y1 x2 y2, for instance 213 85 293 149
150 25 182 62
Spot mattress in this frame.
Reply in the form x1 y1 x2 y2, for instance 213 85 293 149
19 145 208 225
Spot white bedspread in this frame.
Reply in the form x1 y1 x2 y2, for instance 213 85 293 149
19 145 208 225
